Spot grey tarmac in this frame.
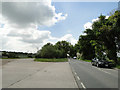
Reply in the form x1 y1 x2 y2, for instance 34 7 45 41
2 58 78 88
69 58 118 89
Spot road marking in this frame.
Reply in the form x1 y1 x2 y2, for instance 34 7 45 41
74 72 77 75
81 82 86 89
98 68 111 74
98 68 101 70
93 67 111 75
101 70 111 74
76 76 80 80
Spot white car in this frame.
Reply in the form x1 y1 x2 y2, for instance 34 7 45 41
73 56 77 59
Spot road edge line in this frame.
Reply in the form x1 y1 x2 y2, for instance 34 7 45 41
68 58 80 90
81 82 86 89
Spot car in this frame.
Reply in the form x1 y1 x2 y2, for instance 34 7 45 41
73 56 77 59
91 58 114 68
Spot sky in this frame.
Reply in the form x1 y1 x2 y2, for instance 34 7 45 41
39 2 118 38
0 0 118 53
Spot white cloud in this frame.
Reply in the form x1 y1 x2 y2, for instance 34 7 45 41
92 16 109 23
0 1 77 53
105 16 109 19
0 1 69 53
0 23 77 53
84 16 110 30
0 27 50 52
2 2 67 28
84 22 92 29
59 34 77 45
41 34 77 47
7 29 51 44
55 13 68 21
92 18 99 23
1 26 77 53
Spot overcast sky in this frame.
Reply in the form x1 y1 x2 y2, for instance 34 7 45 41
0 0 118 53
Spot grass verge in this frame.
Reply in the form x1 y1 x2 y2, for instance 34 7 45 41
116 58 120 69
34 58 68 62
78 59 91 62
116 65 120 69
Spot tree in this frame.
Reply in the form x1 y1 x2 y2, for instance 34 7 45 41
76 34 95 60
77 11 120 64
36 42 71 58
91 15 109 60
108 11 120 54
91 12 120 63
39 43 57 58
54 41 72 58
76 11 120 64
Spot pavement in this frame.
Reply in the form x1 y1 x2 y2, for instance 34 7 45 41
2 58 78 88
69 58 118 89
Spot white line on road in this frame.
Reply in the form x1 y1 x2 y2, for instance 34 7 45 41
98 68 111 74
74 72 77 75
101 69 111 74
76 76 80 80
97 68 101 70
81 82 86 89
93 66 111 75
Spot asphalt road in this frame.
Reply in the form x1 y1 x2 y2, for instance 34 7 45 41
69 58 118 89
2 58 78 88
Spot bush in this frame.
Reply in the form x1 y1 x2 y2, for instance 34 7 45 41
36 42 68 58
40 44 56 58
107 59 116 65
117 57 120 65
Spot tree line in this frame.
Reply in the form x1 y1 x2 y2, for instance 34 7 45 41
1 51 35 58
35 41 76 58
36 10 120 65
75 11 120 64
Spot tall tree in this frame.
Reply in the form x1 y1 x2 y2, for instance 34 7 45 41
39 43 57 58
77 11 120 64
77 34 95 60
55 41 72 58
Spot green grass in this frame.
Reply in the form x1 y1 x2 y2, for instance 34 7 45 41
84 60 91 62
116 58 120 69
34 58 68 62
78 59 91 62
116 65 120 69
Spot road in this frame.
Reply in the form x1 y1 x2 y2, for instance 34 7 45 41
2 58 119 89
69 58 118 89
2 58 78 88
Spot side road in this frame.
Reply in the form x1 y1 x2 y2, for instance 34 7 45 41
2 59 78 88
